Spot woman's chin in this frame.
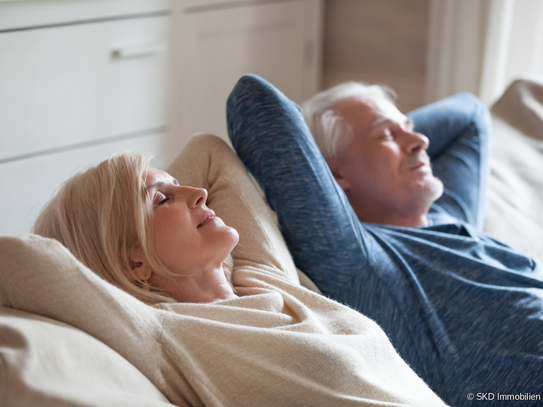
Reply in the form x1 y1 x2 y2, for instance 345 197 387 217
225 226 240 250
211 224 239 260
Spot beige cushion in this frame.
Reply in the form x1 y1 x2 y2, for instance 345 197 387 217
0 305 172 407
486 77 543 263
0 306 172 406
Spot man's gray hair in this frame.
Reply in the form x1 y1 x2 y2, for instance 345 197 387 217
301 82 396 158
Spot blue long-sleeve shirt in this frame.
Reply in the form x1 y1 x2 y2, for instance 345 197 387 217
227 74 543 406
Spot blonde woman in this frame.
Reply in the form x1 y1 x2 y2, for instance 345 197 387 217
4 133 449 407
33 145 239 305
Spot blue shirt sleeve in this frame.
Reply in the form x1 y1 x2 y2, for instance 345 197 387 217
407 93 492 230
227 74 373 293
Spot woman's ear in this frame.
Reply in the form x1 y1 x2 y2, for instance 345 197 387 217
326 157 351 192
129 249 153 282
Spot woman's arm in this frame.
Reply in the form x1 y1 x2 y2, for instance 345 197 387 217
166 134 299 282
0 235 162 382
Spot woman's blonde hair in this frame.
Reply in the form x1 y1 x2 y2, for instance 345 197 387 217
33 152 175 304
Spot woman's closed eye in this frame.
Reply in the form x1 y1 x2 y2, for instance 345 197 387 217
155 192 169 206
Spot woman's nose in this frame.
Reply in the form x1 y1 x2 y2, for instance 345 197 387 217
189 187 207 208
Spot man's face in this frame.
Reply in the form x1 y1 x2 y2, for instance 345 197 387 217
329 96 443 225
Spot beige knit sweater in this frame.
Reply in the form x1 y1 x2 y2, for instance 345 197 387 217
0 135 447 406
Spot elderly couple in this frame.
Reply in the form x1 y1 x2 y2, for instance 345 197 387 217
34 74 543 406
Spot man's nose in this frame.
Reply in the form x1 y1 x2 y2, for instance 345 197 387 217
405 130 429 153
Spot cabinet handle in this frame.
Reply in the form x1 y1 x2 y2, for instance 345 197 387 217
111 43 167 59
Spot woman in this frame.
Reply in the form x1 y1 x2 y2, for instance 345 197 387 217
25 133 447 406
34 150 239 305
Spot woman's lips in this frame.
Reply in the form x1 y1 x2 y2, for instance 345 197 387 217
198 211 217 228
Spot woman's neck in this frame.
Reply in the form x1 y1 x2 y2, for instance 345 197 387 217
153 265 237 303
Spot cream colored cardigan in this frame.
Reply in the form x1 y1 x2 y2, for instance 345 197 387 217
0 135 446 406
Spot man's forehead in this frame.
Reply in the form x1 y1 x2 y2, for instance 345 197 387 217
333 96 373 113
334 96 405 128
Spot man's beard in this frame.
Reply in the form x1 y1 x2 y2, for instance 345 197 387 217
407 151 444 205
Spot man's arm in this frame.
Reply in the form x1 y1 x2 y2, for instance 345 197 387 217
407 93 492 230
227 75 372 296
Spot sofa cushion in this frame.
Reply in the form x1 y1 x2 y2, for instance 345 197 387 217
0 306 173 407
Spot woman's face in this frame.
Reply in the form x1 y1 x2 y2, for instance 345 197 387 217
142 166 239 279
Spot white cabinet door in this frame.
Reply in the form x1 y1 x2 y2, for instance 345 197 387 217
0 1 173 236
167 0 322 156
0 133 166 235
0 15 169 162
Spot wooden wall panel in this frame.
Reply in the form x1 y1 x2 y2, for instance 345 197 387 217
322 0 430 111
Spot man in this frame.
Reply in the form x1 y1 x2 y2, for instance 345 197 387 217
227 75 543 407
302 81 445 228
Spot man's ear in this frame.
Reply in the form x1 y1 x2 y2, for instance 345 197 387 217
326 157 351 192
129 249 153 282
